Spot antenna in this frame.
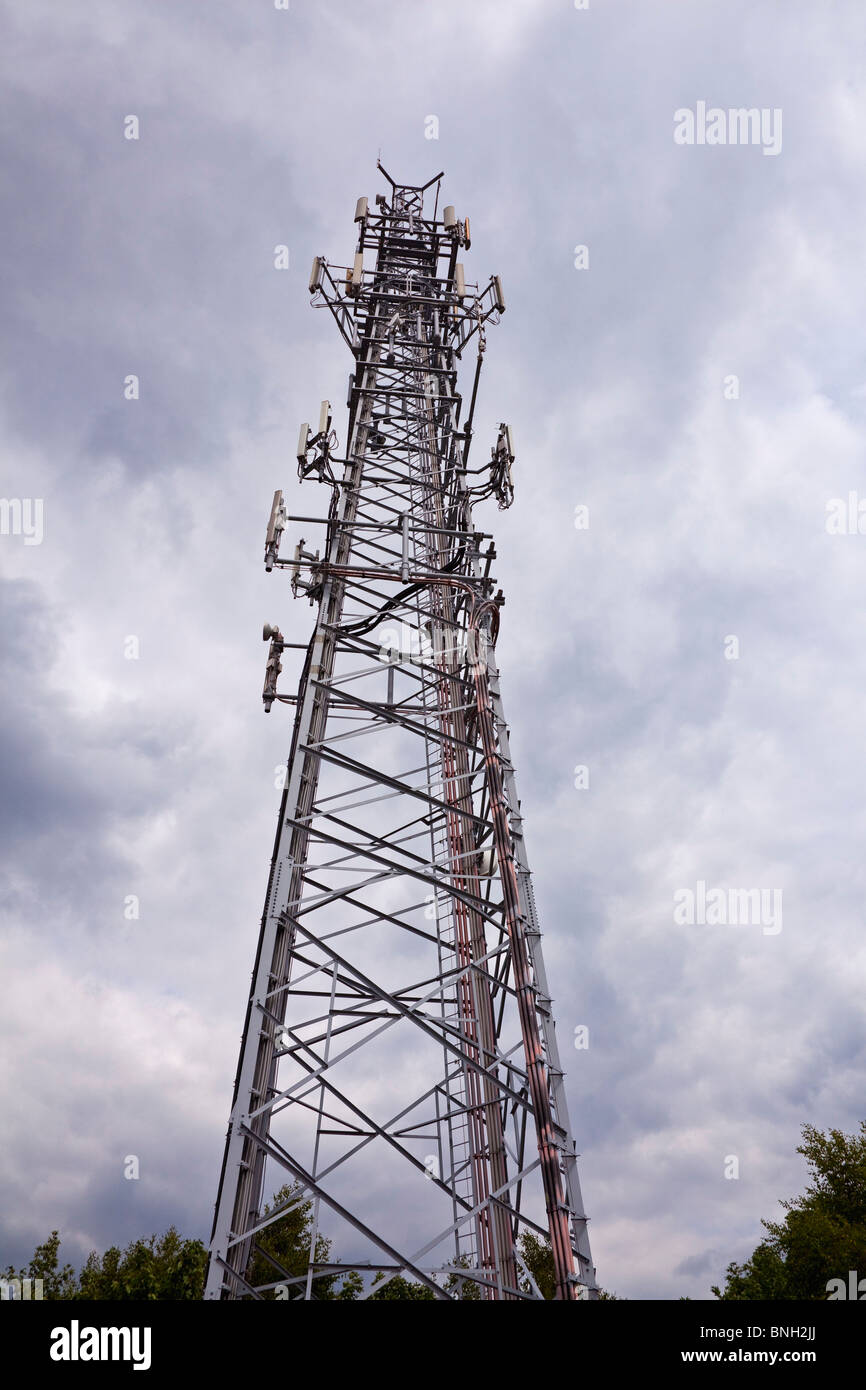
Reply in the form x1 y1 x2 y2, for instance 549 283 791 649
205 161 597 1304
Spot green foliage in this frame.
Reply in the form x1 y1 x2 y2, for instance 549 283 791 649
366 1257 484 1299
244 1183 450 1299
244 1184 344 1300
518 1231 620 1299
711 1240 789 1301
3 1226 208 1301
78 1227 208 1300
518 1232 557 1299
712 1121 866 1301
4 1193 616 1302
247 1192 482 1298
443 1254 482 1300
3 1230 77 1300
368 1273 437 1300
332 1270 364 1300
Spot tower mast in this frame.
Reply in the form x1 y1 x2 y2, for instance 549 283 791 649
205 165 597 1300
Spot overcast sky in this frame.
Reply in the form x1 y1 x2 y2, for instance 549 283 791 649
1 0 865 1300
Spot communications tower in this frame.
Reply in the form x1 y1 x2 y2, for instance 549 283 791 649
205 164 597 1300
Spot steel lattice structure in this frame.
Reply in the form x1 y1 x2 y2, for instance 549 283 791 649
205 164 597 1301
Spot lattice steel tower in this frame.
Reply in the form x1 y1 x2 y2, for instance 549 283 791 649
205 164 597 1301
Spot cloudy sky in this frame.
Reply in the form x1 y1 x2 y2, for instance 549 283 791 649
2 0 865 1300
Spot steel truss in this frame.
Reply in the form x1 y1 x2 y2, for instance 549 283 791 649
205 164 597 1301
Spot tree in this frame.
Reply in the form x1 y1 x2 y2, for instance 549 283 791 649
3 1227 209 1301
248 1190 480 1298
244 1184 358 1300
517 1231 620 1299
712 1121 866 1300
519 1232 556 1300
6 1198 624 1301
78 1227 208 1300
368 1273 437 1300
3 1230 77 1300
443 1255 482 1300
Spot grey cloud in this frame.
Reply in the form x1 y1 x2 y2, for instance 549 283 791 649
1 0 865 1299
